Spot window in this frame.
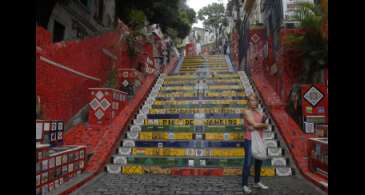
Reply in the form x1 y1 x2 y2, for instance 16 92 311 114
53 21 65 42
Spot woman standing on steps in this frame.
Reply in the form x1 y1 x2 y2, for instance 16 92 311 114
242 94 269 194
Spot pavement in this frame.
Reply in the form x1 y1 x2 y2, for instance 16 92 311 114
71 173 326 195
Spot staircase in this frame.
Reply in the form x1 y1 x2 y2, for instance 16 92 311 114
106 55 293 176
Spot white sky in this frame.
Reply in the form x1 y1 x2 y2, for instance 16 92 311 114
187 0 228 28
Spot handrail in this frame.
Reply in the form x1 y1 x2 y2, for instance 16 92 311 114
39 56 101 82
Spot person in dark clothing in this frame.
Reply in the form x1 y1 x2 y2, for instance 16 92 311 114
223 43 228 55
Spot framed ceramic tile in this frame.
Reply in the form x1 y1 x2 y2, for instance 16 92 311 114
41 172 48 184
68 152 74 162
56 167 62 178
305 106 313 114
57 131 63 141
49 157 55 169
200 160 206 166
62 154 68 164
51 121 57 131
188 160 194 167
36 122 43 141
224 133 230 141
75 151 80 160
304 122 315 134
57 121 63 131
74 162 79 170
48 169 55 181
318 106 325 113
37 151 43 161
196 149 204 157
55 156 62 167
50 132 57 142
36 174 41 186
43 133 50 144
43 122 50 132
79 161 84 169
80 150 84 159
42 159 48 171
157 142 163 148
36 162 41 174
62 165 68 175
68 163 74 173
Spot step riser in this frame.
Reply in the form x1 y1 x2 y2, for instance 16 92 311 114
106 164 293 176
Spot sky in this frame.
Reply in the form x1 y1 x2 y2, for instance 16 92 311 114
186 0 228 28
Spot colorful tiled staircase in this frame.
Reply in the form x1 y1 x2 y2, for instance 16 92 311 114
106 55 293 176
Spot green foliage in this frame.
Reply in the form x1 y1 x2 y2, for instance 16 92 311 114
125 31 144 58
104 66 118 89
166 27 178 41
127 9 146 30
198 3 225 45
285 2 327 84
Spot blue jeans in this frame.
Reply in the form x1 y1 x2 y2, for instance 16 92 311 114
242 139 263 186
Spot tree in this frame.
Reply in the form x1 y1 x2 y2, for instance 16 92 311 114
198 3 226 47
285 2 328 83
115 0 196 44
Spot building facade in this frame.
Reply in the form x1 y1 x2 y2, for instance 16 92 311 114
47 0 116 42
